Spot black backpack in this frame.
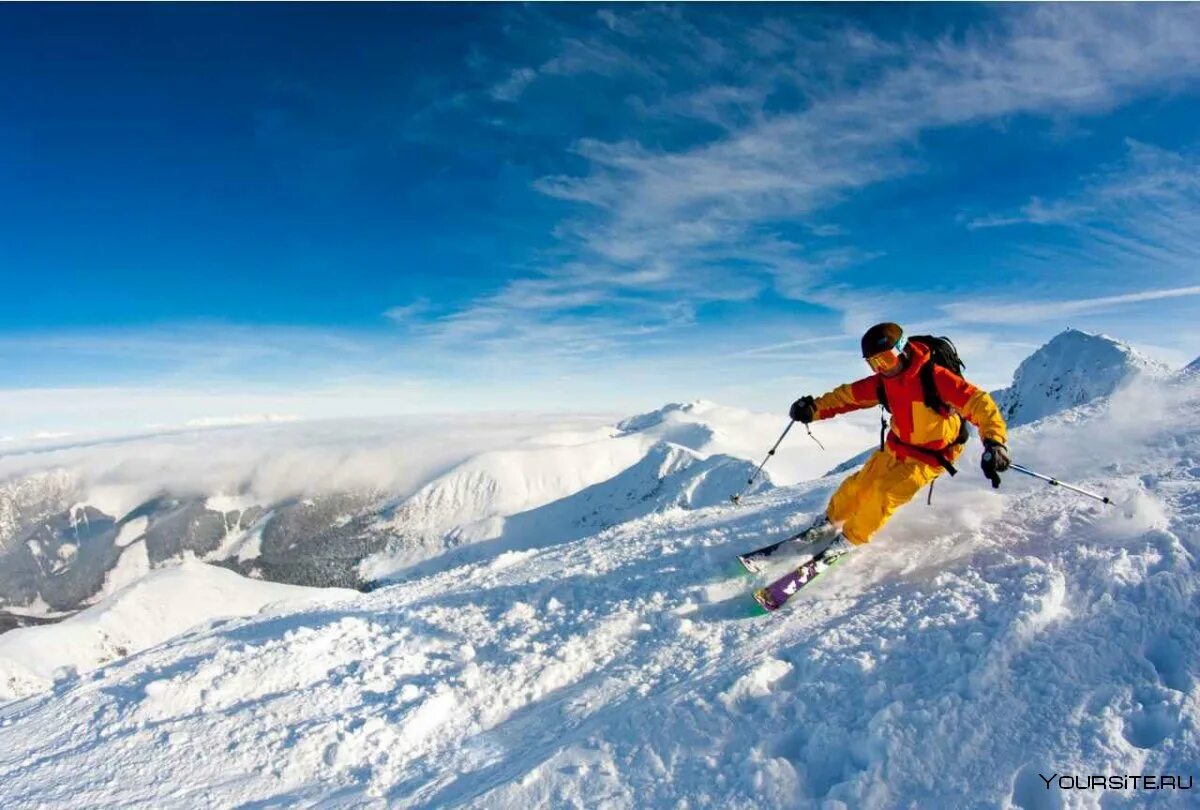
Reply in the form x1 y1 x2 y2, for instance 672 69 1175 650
875 335 965 417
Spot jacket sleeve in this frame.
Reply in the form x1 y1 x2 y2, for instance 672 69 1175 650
931 367 1008 445
813 375 881 420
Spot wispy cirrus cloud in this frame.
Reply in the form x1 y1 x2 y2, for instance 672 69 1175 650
383 298 433 323
943 284 1200 326
489 67 538 102
0 324 382 385
966 140 1200 228
426 4 1200 358
944 143 1200 346
734 333 856 360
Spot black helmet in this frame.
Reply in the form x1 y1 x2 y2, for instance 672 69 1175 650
861 322 905 358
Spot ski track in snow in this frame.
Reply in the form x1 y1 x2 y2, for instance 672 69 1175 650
0 388 1198 808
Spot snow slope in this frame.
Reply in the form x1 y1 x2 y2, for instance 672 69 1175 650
380 400 871 540
364 441 770 583
0 562 355 701
361 400 876 580
0 375 1195 807
993 329 1171 426
613 400 877 485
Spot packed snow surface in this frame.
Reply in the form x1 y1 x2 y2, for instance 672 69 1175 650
0 374 1196 807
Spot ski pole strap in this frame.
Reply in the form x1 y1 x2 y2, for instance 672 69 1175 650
1009 463 1112 504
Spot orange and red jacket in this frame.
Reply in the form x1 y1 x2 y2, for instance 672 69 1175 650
812 341 1008 469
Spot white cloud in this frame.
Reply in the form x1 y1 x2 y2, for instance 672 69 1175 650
490 67 538 102
183 414 301 428
437 5 1200 355
0 382 436 444
0 414 616 519
967 140 1200 230
383 298 432 323
736 334 855 358
964 197 1085 230
943 285 1200 326
960 140 1200 299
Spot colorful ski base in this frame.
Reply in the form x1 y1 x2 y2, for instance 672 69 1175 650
752 551 847 612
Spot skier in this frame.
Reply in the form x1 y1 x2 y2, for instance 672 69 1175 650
784 322 1011 564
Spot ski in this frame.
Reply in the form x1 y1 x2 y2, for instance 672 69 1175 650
736 531 805 573
752 548 848 612
736 521 834 574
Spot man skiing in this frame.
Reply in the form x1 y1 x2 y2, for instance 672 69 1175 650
748 323 1011 610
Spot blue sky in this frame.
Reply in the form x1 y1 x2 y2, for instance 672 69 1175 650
2 4 1199 436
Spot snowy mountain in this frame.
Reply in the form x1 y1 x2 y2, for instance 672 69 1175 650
0 486 383 617
0 357 1195 807
0 402 877 625
362 401 875 581
613 400 876 484
0 562 354 700
993 328 1170 426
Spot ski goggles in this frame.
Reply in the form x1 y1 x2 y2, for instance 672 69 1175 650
865 335 908 375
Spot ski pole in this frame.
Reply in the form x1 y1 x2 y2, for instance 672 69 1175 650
731 420 824 505
1009 463 1112 505
729 422 796 504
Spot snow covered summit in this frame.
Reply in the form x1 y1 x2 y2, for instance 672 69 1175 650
993 328 1170 426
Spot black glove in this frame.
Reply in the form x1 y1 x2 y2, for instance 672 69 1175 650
981 439 1011 489
789 395 817 424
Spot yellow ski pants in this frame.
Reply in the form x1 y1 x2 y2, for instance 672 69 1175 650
826 446 962 544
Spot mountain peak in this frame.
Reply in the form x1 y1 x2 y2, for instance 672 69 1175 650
994 329 1169 426
615 400 717 433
